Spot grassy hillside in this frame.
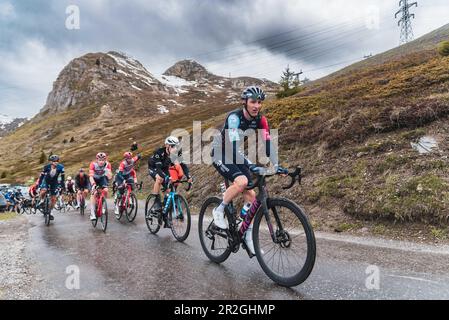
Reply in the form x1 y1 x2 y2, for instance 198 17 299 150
2 25 449 240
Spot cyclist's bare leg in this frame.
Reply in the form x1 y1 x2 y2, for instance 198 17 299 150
223 175 248 204
152 175 164 194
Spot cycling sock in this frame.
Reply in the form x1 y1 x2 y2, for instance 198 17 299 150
217 202 227 212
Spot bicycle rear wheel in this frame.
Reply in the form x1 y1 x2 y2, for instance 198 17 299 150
145 194 161 234
198 197 232 264
125 193 138 222
253 198 316 287
170 195 191 242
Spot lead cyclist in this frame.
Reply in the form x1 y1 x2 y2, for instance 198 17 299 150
210 86 287 255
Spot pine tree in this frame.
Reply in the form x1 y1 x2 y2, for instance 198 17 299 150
279 66 295 90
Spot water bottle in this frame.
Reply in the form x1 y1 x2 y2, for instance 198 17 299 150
240 202 252 219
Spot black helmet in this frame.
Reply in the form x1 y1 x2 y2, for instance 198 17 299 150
241 86 266 101
49 155 60 162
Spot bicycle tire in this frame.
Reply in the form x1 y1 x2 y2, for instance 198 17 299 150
170 194 191 242
145 194 161 234
100 197 108 232
125 193 138 222
253 198 316 287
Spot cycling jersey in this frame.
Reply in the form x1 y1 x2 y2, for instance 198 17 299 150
89 161 111 188
118 155 141 178
38 163 65 184
38 163 65 195
29 184 38 197
211 108 276 166
148 147 190 179
75 173 90 190
66 181 76 193
89 161 112 179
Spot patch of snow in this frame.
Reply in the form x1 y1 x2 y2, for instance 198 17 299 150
108 52 157 86
167 99 184 107
0 114 13 125
117 69 129 76
157 105 169 114
153 74 196 94
131 84 142 91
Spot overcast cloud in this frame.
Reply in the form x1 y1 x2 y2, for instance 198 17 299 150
0 0 448 118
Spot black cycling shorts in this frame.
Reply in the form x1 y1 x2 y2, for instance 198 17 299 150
212 160 252 183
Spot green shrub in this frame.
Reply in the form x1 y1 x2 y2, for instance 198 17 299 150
276 87 302 99
437 41 449 57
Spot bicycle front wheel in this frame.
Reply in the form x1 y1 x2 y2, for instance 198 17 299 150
44 197 51 226
253 198 316 287
170 195 191 242
125 193 138 222
100 197 108 232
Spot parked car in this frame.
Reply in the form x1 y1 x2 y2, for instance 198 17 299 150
0 192 7 212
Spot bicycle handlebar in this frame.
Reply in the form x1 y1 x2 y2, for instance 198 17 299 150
168 179 193 192
246 166 302 190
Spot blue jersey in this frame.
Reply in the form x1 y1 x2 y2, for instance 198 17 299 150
38 163 65 185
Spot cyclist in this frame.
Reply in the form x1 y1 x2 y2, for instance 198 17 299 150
114 152 141 217
4 189 15 211
210 86 286 255
13 188 24 212
75 168 90 209
37 155 65 221
28 180 40 208
65 176 77 206
147 136 192 226
88 152 112 221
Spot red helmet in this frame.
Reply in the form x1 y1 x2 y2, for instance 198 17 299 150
123 152 133 159
96 152 107 161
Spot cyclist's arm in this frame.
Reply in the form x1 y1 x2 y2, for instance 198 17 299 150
59 165 65 187
105 162 113 180
180 162 190 178
89 163 96 186
259 116 279 166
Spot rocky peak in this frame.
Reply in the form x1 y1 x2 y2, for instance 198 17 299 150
163 59 213 81
39 51 164 115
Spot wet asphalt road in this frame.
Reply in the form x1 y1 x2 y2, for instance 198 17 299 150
24 201 449 300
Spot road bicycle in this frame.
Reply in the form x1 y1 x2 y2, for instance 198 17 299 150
91 186 108 232
198 167 316 287
114 181 141 222
145 179 192 242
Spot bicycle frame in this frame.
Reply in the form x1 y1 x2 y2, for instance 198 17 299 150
225 168 302 244
95 187 107 218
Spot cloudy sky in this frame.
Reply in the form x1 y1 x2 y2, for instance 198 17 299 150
0 0 448 118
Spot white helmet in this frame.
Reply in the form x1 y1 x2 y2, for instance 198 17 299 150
165 136 180 146
67 176 72 180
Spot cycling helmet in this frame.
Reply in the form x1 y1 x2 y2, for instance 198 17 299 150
165 136 180 146
79 168 84 173
123 152 133 159
96 152 107 161
67 176 72 180
241 86 266 101
49 155 60 162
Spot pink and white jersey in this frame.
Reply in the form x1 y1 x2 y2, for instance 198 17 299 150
89 161 112 179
